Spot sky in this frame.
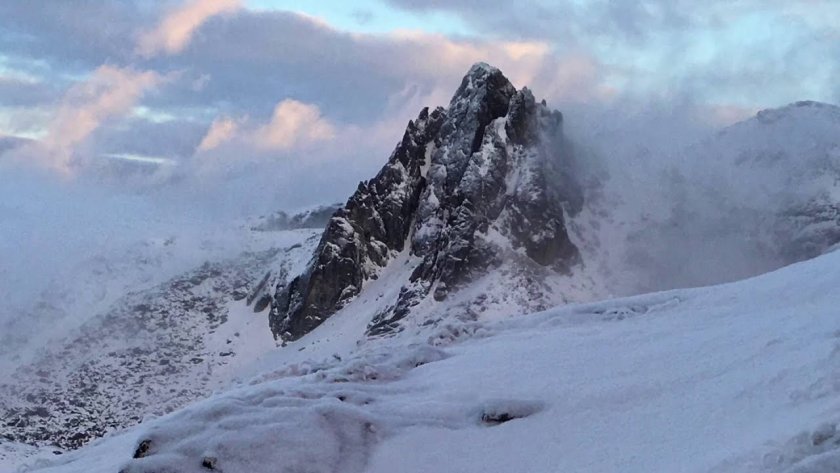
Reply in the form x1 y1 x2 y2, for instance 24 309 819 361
0 0 836 227
0 0 837 197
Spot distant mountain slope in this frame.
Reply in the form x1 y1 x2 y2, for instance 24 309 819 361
575 100 840 294
0 228 321 455
702 101 840 262
249 203 342 232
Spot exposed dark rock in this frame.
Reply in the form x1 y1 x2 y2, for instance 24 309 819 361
269 105 447 339
270 63 583 340
133 439 152 458
252 293 272 313
202 455 218 470
479 399 544 426
777 199 840 262
246 272 272 306
481 411 516 425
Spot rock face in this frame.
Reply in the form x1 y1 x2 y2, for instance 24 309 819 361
269 63 583 340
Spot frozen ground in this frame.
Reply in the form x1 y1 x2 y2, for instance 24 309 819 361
13 247 840 473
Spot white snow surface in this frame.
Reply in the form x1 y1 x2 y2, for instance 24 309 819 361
17 247 840 473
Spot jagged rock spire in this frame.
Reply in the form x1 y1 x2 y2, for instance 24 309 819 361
270 63 582 340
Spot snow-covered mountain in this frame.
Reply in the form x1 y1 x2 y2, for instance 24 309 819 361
574 99 840 295
270 65 840 344
249 204 341 233
270 63 599 343
15 238 840 473
693 101 840 263
2 64 840 471
0 233 318 450
0 215 328 462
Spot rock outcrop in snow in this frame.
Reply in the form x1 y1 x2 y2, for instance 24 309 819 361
270 63 583 340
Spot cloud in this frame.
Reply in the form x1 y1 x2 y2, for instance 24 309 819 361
0 134 32 155
137 0 242 57
253 99 336 151
383 0 840 108
2 5 613 129
48 66 162 148
8 66 163 174
197 99 335 155
2 1 834 201
12 7 605 188
198 116 240 151
160 12 617 211
187 89 424 206
2 1 836 122
0 1 147 72
147 10 612 123
93 116 207 160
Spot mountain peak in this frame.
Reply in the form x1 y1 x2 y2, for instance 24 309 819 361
450 62 516 111
269 65 581 341
755 100 840 125
467 61 499 74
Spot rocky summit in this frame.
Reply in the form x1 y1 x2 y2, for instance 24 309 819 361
270 63 584 340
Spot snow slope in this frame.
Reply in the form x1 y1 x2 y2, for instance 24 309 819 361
0 227 322 466
19 247 840 473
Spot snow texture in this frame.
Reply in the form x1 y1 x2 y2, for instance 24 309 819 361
0 227 321 456
11 247 840 473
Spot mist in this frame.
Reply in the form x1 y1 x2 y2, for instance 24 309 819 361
0 160 348 370
2 80 838 377
564 98 840 294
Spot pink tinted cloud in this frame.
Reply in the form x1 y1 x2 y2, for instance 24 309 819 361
196 99 336 158
137 0 242 57
354 29 613 106
198 116 241 152
253 99 336 151
8 65 162 175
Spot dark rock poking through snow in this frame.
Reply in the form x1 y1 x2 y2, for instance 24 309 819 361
270 63 583 340
478 399 544 426
133 439 152 459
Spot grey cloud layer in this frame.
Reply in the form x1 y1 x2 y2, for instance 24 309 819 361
385 0 695 42
2 5 544 128
0 1 155 71
386 0 840 105
1 0 836 205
